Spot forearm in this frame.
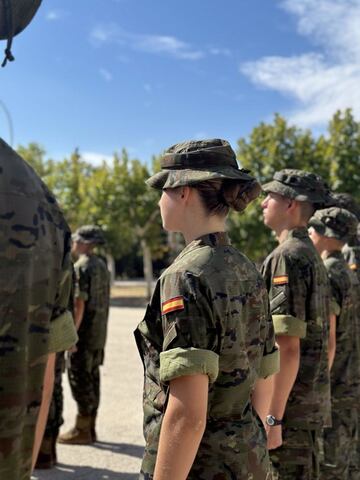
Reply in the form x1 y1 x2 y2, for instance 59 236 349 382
269 337 300 419
32 353 56 471
328 314 336 370
154 374 208 480
252 376 274 425
74 298 85 330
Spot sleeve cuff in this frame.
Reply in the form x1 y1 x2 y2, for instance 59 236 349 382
49 310 78 353
160 347 219 384
259 349 280 378
272 314 307 338
330 298 341 317
76 292 88 301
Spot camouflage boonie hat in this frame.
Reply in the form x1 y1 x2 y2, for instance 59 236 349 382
72 225 105 245
262 169 334 206
309 207 358 242
333 193 360 221
146 139 259 193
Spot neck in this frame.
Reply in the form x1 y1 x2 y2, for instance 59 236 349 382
275 221 307 244
182 216 226 245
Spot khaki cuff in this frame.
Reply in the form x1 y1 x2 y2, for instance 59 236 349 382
49 310 78 353
272 314 307 338
330 298 341 317
259 349 280 378
160 347 219 384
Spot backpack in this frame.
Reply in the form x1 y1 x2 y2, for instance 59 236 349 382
0 0 42 67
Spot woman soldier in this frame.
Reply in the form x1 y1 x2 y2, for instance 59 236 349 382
134 139 279 480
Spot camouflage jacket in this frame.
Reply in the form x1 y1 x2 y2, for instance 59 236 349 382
0 139 77 480
261 227 332 429
343 241 360 282
135 232 279 479
75 253 110 350
324 252 358 408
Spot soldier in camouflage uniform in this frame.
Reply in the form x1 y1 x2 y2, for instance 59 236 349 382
308 207 359 478
332 193 360 480
260 170 333 479
135 139 280 479
0 139 78 480
58 225 110 445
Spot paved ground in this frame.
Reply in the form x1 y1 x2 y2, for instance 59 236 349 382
32 306 145 480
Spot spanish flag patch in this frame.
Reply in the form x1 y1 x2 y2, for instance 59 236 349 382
350 264 357 271
162 296 185 315
273 275 289 286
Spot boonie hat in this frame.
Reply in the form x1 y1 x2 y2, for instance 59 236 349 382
0 0 42 67
72 225 106 245
309 207 358 242
262 169 334 207
146 139 259 194
333 193 360 221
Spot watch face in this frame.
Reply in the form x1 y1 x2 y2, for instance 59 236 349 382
266 415 275 426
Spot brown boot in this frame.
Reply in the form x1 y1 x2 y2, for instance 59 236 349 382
91 414 97 443
35 435 55 469
57 414 93 445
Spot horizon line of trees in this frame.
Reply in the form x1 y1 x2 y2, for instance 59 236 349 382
18 108 360 286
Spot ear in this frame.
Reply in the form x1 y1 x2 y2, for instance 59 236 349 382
287 198 297 212
180 186 191 201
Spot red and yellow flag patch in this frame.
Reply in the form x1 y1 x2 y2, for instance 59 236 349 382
162 296 185 315
273 275 289 286
350 263 357 271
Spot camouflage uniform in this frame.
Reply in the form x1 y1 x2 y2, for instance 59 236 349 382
136 139 280 479
309 207 359 479
0 139 77 480
332 194 360 480
60 226 110 443
261 170 333 480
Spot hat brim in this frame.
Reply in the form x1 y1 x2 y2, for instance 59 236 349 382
262 180 335 206
146 167 256 190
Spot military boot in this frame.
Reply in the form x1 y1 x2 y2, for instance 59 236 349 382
57 414 93 445
34 435 55 469
91 414 97 443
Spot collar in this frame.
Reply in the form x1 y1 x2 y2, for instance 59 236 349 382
175 231 231 263
284 227 310 241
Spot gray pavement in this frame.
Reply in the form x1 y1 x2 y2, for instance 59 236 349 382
33 307 145 480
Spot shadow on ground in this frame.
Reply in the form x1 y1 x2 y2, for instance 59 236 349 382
110 297 147 308
33 463 139 479
93 441 144 458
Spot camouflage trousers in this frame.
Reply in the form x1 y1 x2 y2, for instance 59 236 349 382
270 426 321 480
320 407 358 479
349 409 360 480
67 346 104 416
44 352 65 437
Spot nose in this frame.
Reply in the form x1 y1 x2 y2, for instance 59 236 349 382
261 196 269 209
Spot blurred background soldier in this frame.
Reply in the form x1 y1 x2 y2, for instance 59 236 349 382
59 225 110 445
309 207 359 479
333 193 360 480
0 138 77 479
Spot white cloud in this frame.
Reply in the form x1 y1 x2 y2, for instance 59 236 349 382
99 68 113 82
240 0 360 127
82 151 113 165
46 10 64 21
90 24 204 60
209 47 232 57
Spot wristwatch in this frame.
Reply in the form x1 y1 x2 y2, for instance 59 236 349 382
266 415 283 427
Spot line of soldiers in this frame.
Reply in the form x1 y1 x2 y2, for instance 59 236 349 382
259 171 360 479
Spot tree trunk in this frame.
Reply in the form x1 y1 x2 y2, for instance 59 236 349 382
141 238 154 300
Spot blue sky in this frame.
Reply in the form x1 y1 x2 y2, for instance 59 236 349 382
1 0 359 165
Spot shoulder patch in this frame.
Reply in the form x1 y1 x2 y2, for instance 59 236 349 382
273 274 289 286
162 296 185 315
349 263 357 271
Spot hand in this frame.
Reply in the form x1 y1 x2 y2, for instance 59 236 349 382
267 425 282 450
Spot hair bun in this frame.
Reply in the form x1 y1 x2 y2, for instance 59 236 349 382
222 179 261 212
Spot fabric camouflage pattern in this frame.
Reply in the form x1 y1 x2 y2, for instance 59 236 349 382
74 253 110 350
270 427 322 480
72 224 106 245
135 232 279 479
261 228 331 429
262 169 334 207
146 139 261 208
309 207 358 242
68 348 104 416
0 139 77 480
